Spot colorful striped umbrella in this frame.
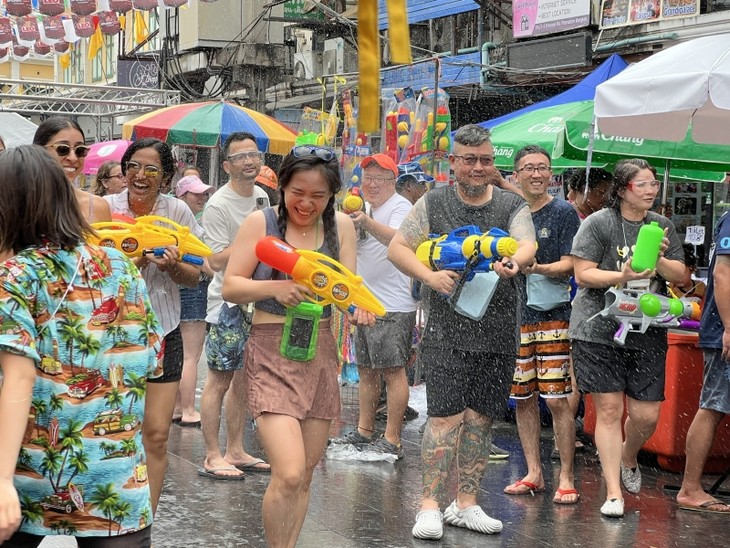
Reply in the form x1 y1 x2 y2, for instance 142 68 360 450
121 101 297 155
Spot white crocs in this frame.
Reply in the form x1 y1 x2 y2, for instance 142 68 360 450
412 509 443 540
600 498 625 518
443 501 502 534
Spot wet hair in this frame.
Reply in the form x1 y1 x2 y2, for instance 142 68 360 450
566 168 613 192
222 132 258 158
0 145 93 253
120 137 176 188
33 117 85 146
453 124 492 150
608 158 657 210
91 160 122 196
276 149 341 260
514 145 551 169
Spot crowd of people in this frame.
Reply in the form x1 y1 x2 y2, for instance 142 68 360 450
0 119 728 548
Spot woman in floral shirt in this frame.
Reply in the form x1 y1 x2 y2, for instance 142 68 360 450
0 146 162 547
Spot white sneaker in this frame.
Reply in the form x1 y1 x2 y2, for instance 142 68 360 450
412 509 443 540
443 500 502 534
600 498 625 518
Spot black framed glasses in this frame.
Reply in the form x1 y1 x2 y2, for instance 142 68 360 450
516 164 551 174
227 151 263 163
126 161 161 178
452 154 493 166
46 143 90 158
292 146 336 162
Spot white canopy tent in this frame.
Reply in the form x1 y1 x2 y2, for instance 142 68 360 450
0 112 38 148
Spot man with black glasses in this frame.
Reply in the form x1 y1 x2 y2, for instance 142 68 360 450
198 132 271 479
388 125 536 539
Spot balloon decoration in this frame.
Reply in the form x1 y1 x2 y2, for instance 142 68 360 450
0 0 221 61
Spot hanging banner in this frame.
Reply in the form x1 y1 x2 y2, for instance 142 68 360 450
4 0 33 17
99 10 121 35
70 0 99 16
162 0 188 7
73 14 96 38
599 0 700 28
0 17 12 46
13 42 30 61
109 0 134 11
512 0 590 38
39 0 66 16
34 39 52 55
43 15 66 40
17 15 41 42
133 0 159 10
53 40 70 53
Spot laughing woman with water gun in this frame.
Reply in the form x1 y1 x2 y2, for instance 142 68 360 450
222 145 374 548
103 138 204 516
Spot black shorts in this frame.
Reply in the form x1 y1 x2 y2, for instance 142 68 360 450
8 526 152 547
148 326 183 384
572 339 665 401
421 346 514 418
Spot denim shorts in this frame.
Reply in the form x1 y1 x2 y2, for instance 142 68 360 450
205 303 251 371
700 350 730 414
180 278 210 322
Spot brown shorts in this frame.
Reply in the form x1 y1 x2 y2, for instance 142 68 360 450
245 321 341 421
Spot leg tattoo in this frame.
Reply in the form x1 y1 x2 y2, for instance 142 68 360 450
422 421 461 500
457 419 492 496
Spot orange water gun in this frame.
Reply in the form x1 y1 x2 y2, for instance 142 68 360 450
90 215 212 266
255 236 386 316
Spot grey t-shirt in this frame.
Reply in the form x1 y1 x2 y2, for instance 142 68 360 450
568 208 684 350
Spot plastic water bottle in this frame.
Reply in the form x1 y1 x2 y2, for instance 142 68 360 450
631 221 664 272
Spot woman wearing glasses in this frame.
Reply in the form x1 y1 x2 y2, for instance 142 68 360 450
91 160 126 196
32 117 112 223
569 158 687 517
104 137 204 515
223 146 369 548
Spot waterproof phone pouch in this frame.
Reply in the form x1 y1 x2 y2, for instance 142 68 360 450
526 273 571 311
450 271 499 321
280 302 323 361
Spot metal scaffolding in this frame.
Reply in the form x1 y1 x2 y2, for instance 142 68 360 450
0 79 181 141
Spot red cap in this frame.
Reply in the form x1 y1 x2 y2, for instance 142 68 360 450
255 165 278 190
360 153 398 177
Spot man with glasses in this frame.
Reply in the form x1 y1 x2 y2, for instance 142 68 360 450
330 153 418 460
388 125 536 539
198 132 271 479
503 145 581 505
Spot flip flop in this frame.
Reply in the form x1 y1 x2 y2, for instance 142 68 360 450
178 420 201 428
197 466 245 481
553 488 581 505
504 480 545 495
235 458 271 474
679 500 730 514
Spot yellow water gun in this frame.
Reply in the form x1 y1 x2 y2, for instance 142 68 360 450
90 215 212 266
255 236 386 316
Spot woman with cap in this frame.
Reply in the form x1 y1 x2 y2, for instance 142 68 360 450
172 174 215 427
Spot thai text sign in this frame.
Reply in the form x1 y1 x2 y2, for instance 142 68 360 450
513 0 590 38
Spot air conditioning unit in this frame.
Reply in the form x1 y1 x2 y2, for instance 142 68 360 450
294 28 314 54
322 38 344 76
293 51 322 79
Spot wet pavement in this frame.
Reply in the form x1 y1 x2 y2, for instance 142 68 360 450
39 378 730 547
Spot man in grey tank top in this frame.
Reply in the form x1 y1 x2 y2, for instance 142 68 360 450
389 125 536 540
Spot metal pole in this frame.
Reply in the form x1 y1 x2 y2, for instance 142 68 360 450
431 58 440 174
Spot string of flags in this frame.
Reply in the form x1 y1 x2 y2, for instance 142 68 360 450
0 0 220 62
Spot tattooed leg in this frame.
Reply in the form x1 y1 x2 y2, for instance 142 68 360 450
456 413 493 508
421 416 462 508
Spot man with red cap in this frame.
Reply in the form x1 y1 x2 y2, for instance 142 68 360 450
330 153 417 460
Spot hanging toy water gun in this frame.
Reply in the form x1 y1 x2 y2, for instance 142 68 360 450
592 287 702 346
384 110 399 163
255 236 386 316
90 215 212 266
416 225 518 280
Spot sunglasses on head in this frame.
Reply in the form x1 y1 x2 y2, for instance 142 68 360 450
292 146 336 162
46 143 90 158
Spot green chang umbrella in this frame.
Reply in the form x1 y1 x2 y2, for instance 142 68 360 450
490 102 605 173
555 101 730 183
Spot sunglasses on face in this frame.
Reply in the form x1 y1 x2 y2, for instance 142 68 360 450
292 146 336 162
46 143 90 158
227 151 262 163
126 161 161 178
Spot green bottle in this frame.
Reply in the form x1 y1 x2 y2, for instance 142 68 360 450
631 221 664 272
